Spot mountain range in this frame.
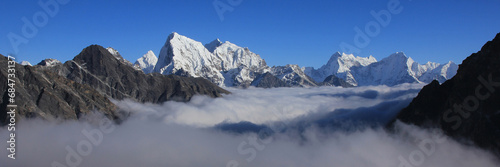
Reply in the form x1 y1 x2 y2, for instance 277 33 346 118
0 45 229 124
4 32 462 123
18 32 457 88
3 32 499 159
129 32 458 88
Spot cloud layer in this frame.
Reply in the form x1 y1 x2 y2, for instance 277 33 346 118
1 84 499 167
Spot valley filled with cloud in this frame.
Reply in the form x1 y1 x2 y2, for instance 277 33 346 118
2 84 498 167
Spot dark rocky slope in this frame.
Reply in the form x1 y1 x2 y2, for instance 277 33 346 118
251 72 290 88
0 54 118 125
394 33 500 154
1 45 230 124
319 75 354 87
50 45 230 103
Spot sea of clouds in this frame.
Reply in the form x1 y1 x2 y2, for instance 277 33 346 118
1 84 499 167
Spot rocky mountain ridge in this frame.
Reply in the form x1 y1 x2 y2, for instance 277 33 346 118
393 33 500 155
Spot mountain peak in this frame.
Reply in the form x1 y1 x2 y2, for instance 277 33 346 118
37 58 61 67
146 50 155 55
155 32 225 85
388 52 408 59
169 32 180 38
134 50 158 74
205 38 223 52
75 44 109 57
381 52 409 63
20 61 32 66
73 44 126 73
167 32 192 43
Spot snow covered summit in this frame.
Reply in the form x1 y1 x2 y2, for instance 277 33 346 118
139 32 457 88
153 32 270 87
304 52 458 86
134 50 158 74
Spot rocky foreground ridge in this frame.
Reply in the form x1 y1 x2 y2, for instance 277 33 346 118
393 33 500 155
0 45 230 124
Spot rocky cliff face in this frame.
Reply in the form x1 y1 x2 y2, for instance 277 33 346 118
0 54 118 125
394 33 500 154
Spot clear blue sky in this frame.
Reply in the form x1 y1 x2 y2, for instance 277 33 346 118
1 0 499 68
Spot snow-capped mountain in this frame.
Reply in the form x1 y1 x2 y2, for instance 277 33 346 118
212 40 270 87
271 65 317 87
418 61 458 83
148 32 457 88
154 32 225 85
305 52 458 86
352 52 423 86
213 41 268 72
153 32 269 87
37 58 62 67
134 50 158 74
20 61 32 66
303 52 377 85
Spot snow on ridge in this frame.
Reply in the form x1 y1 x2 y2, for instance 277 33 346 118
20 61 32 66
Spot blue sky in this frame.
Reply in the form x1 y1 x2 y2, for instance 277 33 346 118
1 0 499 68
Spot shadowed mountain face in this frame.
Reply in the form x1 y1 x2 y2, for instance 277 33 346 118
251 72 290 88
0 55 118 125
0 45 230 124
395 33 500 154
319 75 354 87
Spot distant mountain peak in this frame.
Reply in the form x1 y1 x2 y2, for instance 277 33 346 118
134 50 158 74
154 32 225 85
385 52 408 60
20 61 32 66
205 38 223 52
169 32 180 38
305 50 457 86
37 58 62 67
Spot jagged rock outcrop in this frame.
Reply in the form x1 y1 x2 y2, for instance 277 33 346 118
251 72 289 88
394 33 500 154
0 54 118 125
271 64 317 87
319 75 354 87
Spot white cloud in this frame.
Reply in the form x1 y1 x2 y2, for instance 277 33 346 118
116 83 424 127
1 84 498 167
